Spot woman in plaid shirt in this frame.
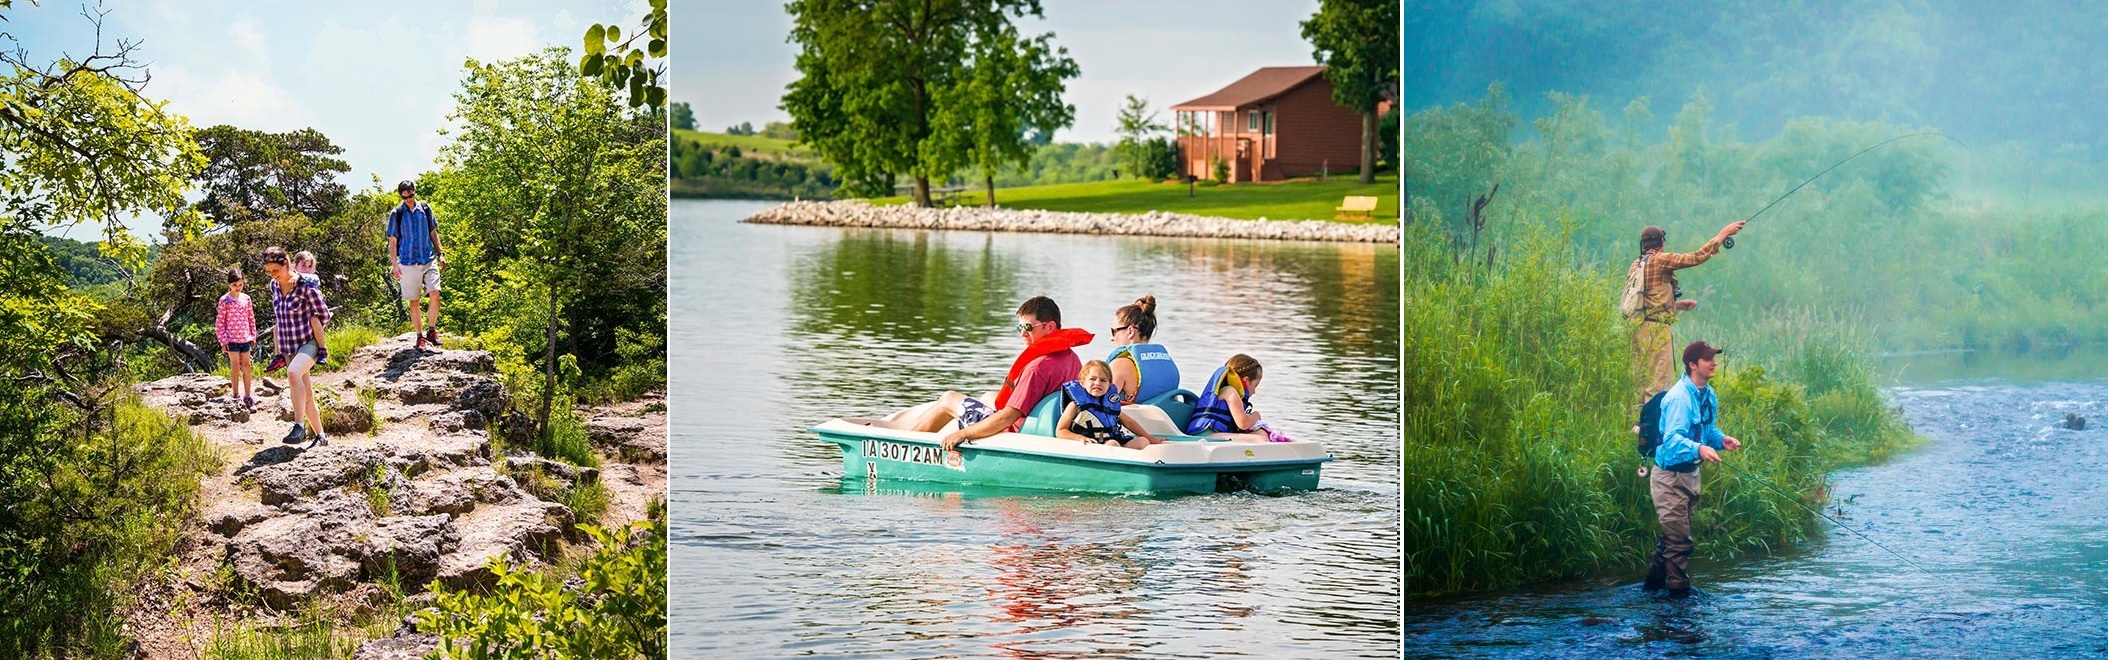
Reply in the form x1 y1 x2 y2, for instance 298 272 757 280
264 247 332 447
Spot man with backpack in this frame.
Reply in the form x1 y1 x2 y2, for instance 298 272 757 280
387 180 447 351
1621 221 1745 402
1639 341 1743 595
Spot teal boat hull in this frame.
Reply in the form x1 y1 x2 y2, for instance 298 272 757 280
811 419 1330 496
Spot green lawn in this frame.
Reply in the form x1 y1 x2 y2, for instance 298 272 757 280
672 129 815 159
871 174 1397 223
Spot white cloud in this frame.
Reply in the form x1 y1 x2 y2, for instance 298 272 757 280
467 16 543 62
229 18 268 62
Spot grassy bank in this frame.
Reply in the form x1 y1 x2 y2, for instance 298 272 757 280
1403 221 1915 597
871 174 1399 223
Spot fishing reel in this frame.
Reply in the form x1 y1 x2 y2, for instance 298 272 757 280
1723 236 1735 250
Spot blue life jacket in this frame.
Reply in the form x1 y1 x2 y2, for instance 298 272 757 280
1062 381 1127 440
1107 343 1180 404
1185 366 1254 434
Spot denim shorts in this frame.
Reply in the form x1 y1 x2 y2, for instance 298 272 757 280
224 342 251 353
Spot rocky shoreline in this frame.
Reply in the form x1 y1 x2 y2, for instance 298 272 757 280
742 199 1400 243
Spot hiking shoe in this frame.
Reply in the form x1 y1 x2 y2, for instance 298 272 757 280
415 335 428 352
244 396 256 410
266 355 287 373
307 434 328 449
281 423 308 444
424 328 442 348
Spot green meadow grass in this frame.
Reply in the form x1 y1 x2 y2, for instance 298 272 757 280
872 173 1398 223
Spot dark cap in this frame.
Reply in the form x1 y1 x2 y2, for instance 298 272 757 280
1682 341 1724 366
397 180 417 193
1640 225 1666 250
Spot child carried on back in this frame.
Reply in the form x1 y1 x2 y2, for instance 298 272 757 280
1056 360 1162 449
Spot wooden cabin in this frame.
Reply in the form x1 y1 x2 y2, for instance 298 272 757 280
1172 66 1366 183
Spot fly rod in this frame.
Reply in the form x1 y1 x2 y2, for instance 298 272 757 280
1712 459 1945 581
1724 131 1962 249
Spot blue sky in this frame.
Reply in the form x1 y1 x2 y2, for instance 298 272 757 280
16 0 645 239
671 0 1325 145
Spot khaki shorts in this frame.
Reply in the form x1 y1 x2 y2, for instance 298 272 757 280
399 262 442 301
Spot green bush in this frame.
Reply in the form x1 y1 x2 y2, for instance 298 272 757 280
418 518 666 659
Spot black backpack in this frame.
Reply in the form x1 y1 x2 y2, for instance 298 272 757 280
1634 390 1668 459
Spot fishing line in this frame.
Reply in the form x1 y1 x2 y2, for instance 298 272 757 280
1711 459 1946 581
1723 131 1964 249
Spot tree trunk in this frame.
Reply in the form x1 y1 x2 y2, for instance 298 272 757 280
540 279 557 446
984 175 995 208
913 176 932 208
1359 109 1377 185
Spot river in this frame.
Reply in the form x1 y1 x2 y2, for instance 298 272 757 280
1402 349 2108 657
668 199 1402 657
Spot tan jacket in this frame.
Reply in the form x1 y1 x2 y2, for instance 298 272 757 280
1630 235 1726 322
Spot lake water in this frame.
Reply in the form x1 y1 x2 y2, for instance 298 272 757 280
668 199 1402 657
1403 353 2108 657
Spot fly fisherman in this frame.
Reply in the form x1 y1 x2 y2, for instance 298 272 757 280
1644 341 1743 595
1622 221 1745 403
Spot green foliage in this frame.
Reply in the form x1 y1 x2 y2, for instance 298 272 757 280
1113 95 1170 179
671 130 836 200
873 173 1399 222
782 0 1077 204
1301 0 1400 182
668 101 694 131
1 27 208 267
431 47 667 428
418 519 667 660
758 121 798 141
33 235 127 286
580 0 668 109
1401 221 1913 597
189 125 352 224
1210 156 1229 184
1401 82 1513 227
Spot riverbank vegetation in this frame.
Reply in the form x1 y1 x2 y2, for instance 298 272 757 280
1396 80 2108 595
871 173 1399 223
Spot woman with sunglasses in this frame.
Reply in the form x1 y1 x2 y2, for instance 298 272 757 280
1104 294 1179 406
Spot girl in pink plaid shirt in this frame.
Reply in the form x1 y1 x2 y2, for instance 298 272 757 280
214 266 257 409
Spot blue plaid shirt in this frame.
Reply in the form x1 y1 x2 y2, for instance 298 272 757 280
270 277 331 356
387 201 439 266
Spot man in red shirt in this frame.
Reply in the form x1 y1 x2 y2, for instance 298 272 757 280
901 296 1092 451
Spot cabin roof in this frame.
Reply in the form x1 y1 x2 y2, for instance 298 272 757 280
1171 66 1327 112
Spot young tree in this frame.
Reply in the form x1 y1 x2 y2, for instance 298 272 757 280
1301 0 1400 184
436 48 667 442
781 0 1074 207
1112 94 1168 180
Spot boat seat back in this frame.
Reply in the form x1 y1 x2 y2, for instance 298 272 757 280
1018 392 1066 437
1145 389 1199 431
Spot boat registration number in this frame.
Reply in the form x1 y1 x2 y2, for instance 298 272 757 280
863 439 964 471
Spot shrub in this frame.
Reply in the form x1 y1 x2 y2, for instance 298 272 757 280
418 518 666 659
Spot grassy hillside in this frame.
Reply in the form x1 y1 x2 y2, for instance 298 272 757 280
873 174 1399 223
671 130 834 200
673 129 816 159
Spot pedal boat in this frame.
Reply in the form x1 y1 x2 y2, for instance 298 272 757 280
810 390 1332 495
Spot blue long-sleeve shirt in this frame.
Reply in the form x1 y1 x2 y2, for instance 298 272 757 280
1653 375 1725 469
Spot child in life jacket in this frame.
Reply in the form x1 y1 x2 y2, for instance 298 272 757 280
1185 353 1298 442
1056 360 1162 449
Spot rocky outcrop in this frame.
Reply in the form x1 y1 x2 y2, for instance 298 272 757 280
128 331 666 658
744 199 1401 243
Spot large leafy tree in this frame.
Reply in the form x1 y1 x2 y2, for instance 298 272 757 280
434 47 666 439
0 3 206 267
188 125 352 225
1302 0 1400 184
781 0 1076 207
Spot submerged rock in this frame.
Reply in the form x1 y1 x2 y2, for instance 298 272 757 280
2064 412 2087 430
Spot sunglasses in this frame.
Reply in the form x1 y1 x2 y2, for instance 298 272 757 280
1110 325 1133 335
1014 320 1047 333
399 192 415 199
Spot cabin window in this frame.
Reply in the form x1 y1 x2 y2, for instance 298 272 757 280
1264 111 1274 135
1248 111 1261 132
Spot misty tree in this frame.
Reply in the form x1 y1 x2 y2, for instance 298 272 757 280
781 0 1076 207
1302 0 1400 184
670 101 695 130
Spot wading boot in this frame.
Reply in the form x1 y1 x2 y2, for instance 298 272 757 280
1643 536 1668 591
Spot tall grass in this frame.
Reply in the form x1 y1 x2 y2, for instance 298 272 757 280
1403 220 1915 597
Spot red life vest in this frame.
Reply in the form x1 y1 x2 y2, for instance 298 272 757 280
995 327 1095 409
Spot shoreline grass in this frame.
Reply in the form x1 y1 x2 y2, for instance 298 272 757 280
868 174 1398 223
